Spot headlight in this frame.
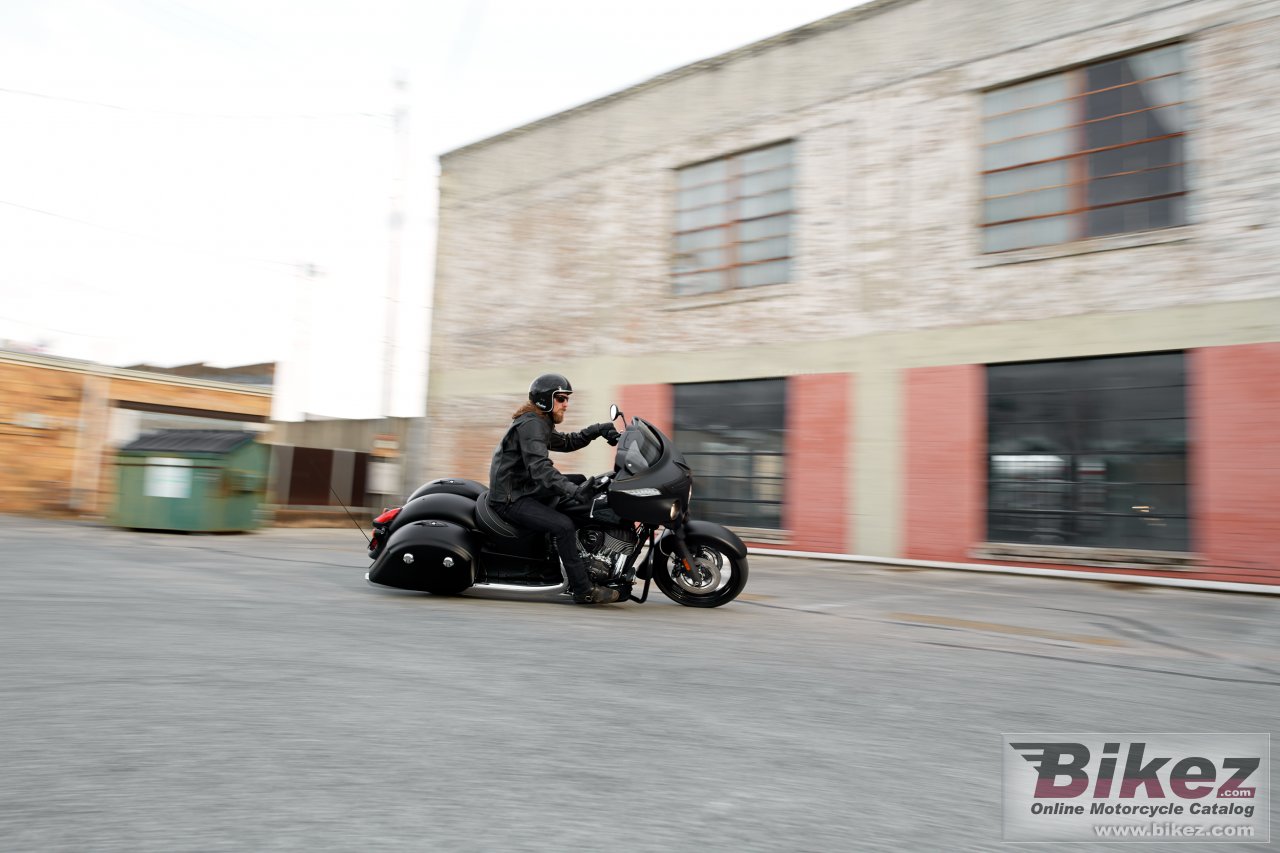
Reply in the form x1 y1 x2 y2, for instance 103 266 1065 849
621 487 661 497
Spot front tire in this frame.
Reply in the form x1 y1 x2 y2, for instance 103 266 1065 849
652 537 748 608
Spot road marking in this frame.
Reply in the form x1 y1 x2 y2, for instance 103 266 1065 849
887 612 1126 647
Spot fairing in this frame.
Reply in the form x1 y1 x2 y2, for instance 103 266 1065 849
607 417 693 525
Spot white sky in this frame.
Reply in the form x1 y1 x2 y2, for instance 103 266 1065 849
0 0 858 419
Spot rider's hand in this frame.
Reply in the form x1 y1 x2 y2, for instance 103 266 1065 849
571 479 597 504
601 424 621 445
585 421 616 441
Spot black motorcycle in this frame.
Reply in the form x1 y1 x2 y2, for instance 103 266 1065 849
364 405 749 607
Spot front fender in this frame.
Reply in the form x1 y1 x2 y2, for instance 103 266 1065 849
655 520 748 560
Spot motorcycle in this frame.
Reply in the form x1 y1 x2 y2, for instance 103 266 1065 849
364 405 749 607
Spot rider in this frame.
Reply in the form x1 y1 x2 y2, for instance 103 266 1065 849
488 373 622 605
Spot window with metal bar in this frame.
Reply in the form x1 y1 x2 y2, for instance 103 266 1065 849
980 44 1186 252
986 353 1189 551
673 141 793 295
674 379 785 529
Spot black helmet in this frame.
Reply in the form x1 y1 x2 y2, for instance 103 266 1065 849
529 373 573 412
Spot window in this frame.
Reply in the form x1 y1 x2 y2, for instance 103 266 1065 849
673 141 793 295
981 44 1186 252
674 379 785 529
987 353 1188 551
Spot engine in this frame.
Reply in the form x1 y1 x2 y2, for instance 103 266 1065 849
577 526 638 582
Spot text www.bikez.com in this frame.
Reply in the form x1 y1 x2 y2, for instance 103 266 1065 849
1094 823 1255 839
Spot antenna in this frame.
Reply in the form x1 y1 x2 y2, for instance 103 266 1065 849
330 484 370 544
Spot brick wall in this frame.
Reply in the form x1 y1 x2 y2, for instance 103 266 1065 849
108 375 270 417
904 365 984 562
424 0 1280 583
431 2 1280 378
0 356 272 516
0 361 87 513
1191 343 1280 581
615 384 672 435
784 374 850 553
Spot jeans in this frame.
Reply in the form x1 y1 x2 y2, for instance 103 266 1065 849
495 496 593 597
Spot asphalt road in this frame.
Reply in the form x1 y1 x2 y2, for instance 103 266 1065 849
0 515 1276 852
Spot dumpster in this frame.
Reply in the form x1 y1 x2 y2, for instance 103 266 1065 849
113 430 268 532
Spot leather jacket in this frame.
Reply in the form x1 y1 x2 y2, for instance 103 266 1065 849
488 411 605 506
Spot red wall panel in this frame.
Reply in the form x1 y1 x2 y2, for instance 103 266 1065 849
615 384 672 436
784 373 851 553
904 365 985 562
1191 343 1280 580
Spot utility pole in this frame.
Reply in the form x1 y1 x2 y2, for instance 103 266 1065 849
382 75 409 422
374 75 411 505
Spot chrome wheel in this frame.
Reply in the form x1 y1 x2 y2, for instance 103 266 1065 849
673 545 723 595
653 537 748 608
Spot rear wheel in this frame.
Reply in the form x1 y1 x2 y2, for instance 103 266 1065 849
652 537 748 608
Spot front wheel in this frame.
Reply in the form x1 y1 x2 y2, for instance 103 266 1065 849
652 537 748 608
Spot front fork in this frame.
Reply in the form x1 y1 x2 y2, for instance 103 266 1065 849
668 524 699 578
621 524 699 604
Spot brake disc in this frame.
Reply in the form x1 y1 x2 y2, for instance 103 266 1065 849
674 546 723 594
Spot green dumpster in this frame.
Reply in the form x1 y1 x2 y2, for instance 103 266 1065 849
113 430 268 532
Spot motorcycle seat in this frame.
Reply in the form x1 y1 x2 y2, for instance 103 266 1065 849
475 490 521 539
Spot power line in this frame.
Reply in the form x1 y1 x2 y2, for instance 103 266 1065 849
0 86 390 123
0 199 295 269
0 312 109 339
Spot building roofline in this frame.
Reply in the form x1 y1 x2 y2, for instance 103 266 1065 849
0 350 274 397
439 0 910 161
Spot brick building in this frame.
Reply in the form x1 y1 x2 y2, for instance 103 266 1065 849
0 351 271 516
425 0 1280 585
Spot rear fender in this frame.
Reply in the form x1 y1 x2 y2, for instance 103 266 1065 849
406 478 485 503
388 492 476 533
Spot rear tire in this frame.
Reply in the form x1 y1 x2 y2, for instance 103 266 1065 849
652 537 748 608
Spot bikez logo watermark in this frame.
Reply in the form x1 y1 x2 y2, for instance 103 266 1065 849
1002 733 1269 843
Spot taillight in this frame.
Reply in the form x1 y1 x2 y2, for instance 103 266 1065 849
370 507 401 556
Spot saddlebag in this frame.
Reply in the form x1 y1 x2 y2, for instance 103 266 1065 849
368 520 478 594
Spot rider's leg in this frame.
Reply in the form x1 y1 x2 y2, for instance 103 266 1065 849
498 497 601 600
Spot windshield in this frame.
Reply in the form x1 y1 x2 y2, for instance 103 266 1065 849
615 418 665 476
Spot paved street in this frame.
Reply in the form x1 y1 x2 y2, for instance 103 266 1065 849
0 514 1276 852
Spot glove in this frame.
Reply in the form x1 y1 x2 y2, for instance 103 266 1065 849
571 479 597 504
586 422 620 443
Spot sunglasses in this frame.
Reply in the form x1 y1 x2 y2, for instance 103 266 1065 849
553 393 571 404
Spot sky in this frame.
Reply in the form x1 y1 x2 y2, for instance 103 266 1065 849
0 0 860 420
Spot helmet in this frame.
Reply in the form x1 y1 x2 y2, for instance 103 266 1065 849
529 373 573 412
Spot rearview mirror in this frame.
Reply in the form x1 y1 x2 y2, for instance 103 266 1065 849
610 404 623 424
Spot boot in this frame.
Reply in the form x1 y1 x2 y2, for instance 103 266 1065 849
573 585 620 605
